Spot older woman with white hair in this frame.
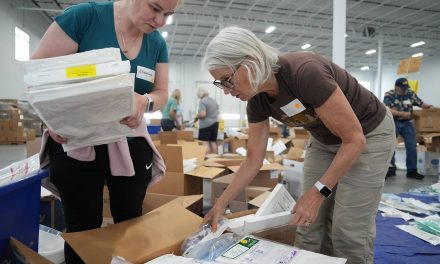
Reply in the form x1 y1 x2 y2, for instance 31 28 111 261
201 26 395 264
196 87 219 154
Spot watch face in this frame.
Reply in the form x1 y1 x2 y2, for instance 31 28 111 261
320 186 332 198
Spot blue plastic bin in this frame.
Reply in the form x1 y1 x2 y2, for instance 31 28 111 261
0 170 48 262
147 125 161 135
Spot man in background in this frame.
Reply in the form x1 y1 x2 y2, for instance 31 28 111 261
383 77 433 180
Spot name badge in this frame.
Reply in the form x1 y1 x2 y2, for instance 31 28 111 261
136 66 155 83
403 100 411 105
280 99 306 117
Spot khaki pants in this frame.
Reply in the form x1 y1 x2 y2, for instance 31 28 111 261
295 110 395 264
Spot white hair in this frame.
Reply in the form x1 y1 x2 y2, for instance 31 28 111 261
197 87 209 99
202 26 280 92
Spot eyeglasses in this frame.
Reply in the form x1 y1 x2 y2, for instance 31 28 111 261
213 64 241 90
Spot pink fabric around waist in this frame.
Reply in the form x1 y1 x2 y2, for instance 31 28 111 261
39 119 165 188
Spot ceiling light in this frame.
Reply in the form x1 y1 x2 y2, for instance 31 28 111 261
301 43 311 50
166 15 173 25
365 49 376 55
161 31 168 39
360 66 369 71
412 53 423 58
344 34 348 38
265 26 276 34
410 41 425 48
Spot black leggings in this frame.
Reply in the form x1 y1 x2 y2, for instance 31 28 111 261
47 137 153 264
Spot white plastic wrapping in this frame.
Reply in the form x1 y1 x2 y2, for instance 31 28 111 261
27 73 134 151
22 48 122 74
0 154 40 187
24 60 131 87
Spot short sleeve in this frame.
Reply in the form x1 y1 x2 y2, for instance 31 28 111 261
198 100 206 113
411 92 424 107
54 3 94 44
170 99 178 110
383 92 395 108
157 35 169 63
295 61 338 108
246 97 269 123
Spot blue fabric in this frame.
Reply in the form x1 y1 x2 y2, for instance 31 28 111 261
54 2 168 95
374 193 440 264
389 120 417 172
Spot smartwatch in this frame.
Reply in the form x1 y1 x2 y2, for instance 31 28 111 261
144 93 154 112
314 181 332 198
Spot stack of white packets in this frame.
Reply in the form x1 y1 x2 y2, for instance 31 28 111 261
23 48 135 151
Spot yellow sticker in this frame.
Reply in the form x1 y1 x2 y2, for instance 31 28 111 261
66 64 97 78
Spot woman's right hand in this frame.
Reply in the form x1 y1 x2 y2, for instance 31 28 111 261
202 199 227 232
48 130 68 144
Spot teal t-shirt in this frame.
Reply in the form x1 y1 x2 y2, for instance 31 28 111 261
162 98 178 120
55 2 168 95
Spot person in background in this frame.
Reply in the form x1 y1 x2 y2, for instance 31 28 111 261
201 26 395 264
31 0 179 263
161 89 183 131
196 87 219 154
383 77 434 180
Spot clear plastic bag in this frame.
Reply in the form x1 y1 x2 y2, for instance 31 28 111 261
0 154 40 187
181 219 237 261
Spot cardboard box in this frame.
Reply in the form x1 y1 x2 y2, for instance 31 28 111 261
291 128 310 139
413 108 440 132
224 137 247 153
211 172 273 213
269 127 282 141
285 147 305 162
26 137 42 157
203 157 246 168
62 202 203 263
158 130 194 145
228 163 285 189
148 145 226 196
418 133 440 153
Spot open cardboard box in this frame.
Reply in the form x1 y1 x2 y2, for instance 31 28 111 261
203 157 246 168
148 145 227 196
10 195 203 264
158 130 194 145
227 162 285 188
212 173 273 212
103 187 203 223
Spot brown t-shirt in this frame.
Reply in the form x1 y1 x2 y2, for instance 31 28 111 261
247 52 386 145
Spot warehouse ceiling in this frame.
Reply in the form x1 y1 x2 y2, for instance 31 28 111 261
16 0 440 71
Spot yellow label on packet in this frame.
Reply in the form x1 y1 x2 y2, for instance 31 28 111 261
66 64 97 78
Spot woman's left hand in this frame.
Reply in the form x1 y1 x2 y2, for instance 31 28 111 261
290 187 325 227
120 93 148 129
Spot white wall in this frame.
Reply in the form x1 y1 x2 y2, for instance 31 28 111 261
0 0 51 100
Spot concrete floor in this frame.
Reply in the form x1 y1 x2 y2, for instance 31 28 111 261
383 169 438 194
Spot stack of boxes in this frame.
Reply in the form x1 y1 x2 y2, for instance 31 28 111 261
0 100 37 144
413 109 440 175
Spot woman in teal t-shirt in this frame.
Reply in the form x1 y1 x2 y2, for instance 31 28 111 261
161 89 183 131
31 1 180 263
